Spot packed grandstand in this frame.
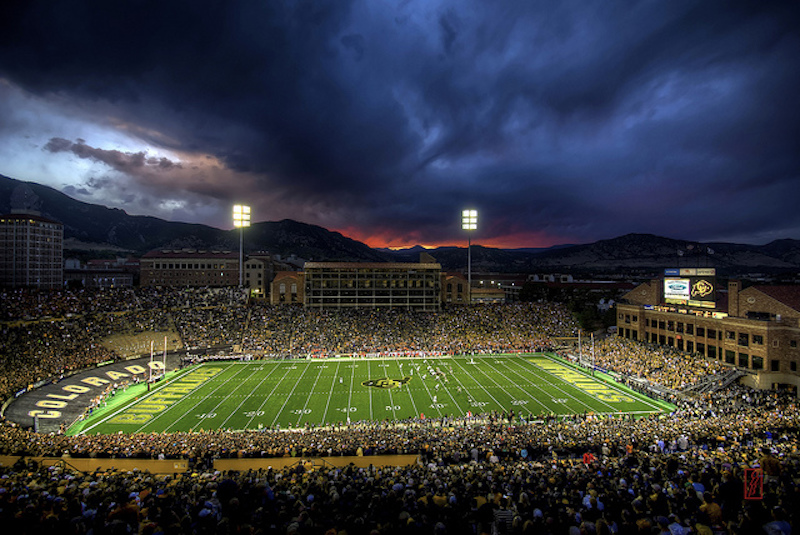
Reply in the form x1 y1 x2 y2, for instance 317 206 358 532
0 287 797 534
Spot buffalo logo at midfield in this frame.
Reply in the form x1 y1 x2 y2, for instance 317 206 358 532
362 376 412 389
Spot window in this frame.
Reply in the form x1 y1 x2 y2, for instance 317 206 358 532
738 333 749 347
771 360 780 372
686 324 694 335
753 334 764 345
792 362 797 372
697 343 705 356
791 340 798 348
726 331 736 341
725 350 736 365
752 356 764 370
697 327 705 337
738 353 749 368
676 322 684 333
707 329 717 339
667 321 674 332
686 341 693 353
632 315 638 322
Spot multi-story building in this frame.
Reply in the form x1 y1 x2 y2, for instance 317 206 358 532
271 254 443 310
0 210 63 289
271 271 304 304
442 272 469 304
244 252 283 299
140 250 239 287
617 272 800 393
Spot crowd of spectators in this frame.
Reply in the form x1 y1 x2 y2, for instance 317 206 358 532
588 338 729 392
0 398 797 534
0 287 797 533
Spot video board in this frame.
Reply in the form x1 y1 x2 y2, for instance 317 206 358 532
663 268 716 309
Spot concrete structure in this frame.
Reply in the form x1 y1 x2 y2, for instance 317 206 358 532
140 250 239 287
243 253 279 299
0 211 63 289
302 259 442 311
271 255 443 310
617 278 800 393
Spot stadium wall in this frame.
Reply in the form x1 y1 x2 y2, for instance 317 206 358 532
0 454 420 474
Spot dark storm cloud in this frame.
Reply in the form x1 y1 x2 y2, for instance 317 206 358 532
1 0 799 245
44 137 187 176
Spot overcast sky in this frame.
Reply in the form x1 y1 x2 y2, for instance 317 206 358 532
1 1 798 248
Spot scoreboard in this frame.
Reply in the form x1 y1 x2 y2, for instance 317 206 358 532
663 268 716 309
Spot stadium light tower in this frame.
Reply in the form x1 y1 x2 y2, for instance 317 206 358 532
462 209 477 304
233 204 251 287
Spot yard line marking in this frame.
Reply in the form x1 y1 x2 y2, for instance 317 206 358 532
320 361 342 424
346 360 356 422
147 362 248 433
367 360 374 420
234 361 285 429
400 360 420 418
295 361 326 426
494 357 588 413
270 361 314 428
465 356 536 411
520 356 617 413
538 354 665 412
192 363 275 430
483 356 561 414
449 356 507 410
414 359 446 418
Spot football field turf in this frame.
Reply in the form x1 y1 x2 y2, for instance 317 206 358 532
70 354 671 435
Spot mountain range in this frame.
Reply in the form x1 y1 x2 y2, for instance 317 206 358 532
2 174 800 276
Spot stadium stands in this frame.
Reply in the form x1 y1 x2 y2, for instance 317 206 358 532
0 287 796 534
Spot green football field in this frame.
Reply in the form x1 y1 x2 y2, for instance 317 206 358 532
69 354 672 435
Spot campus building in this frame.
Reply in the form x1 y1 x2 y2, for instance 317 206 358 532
616 270 800 393
140 250 239 287
0 211 63 289
271 254 443 310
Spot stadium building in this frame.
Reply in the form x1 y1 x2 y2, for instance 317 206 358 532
616 268 800 394
269 253 448 310
140 250 239 287
302 259 442 310
0 210 63 289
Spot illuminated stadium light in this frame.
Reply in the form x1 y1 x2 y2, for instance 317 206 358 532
461 209 477 302
233 205 251 287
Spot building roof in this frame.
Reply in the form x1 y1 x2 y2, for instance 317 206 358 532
304 262 441 270
142 249 237 259
0 212 62 225
752 285 800 313
272 271 303 282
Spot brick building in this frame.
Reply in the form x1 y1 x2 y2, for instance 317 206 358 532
617 276 800 393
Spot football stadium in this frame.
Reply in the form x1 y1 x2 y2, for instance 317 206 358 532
0 287 798 534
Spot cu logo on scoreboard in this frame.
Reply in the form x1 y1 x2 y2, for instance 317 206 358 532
692 279 713 298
